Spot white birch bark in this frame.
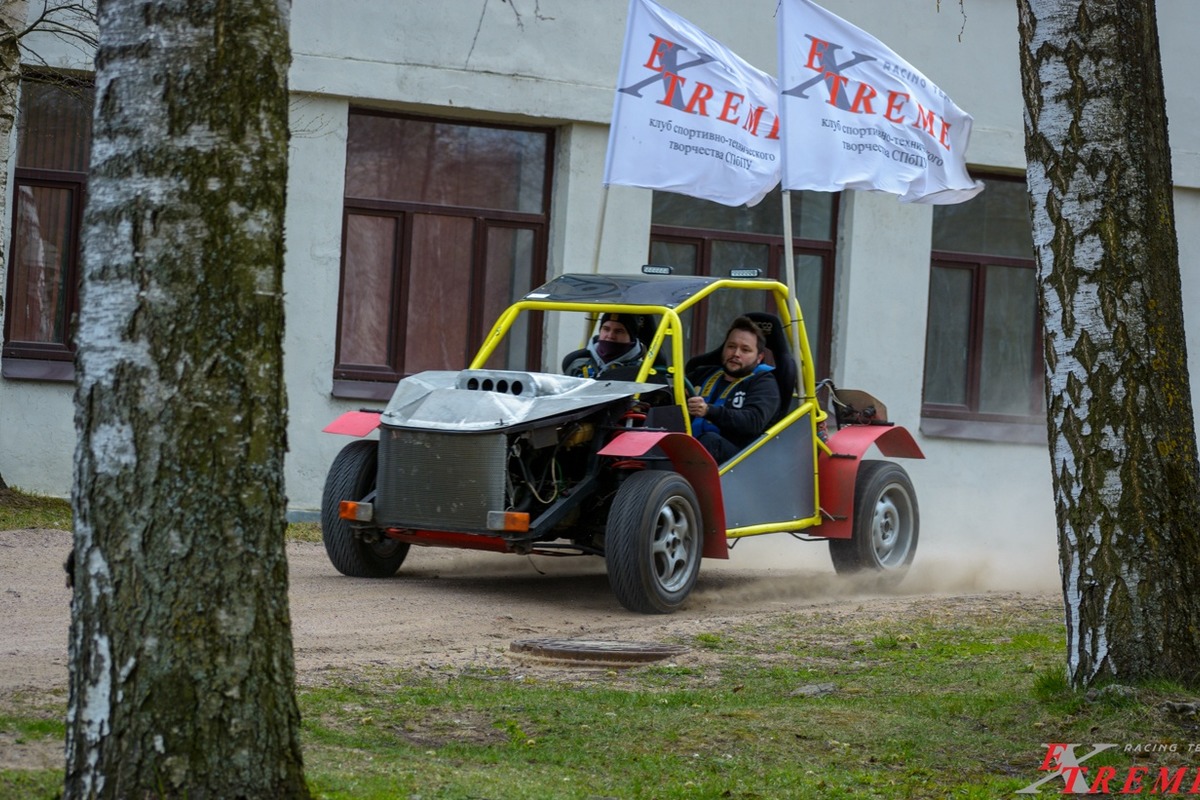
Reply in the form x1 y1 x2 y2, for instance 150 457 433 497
1018 0 1200 687
65 0 309 796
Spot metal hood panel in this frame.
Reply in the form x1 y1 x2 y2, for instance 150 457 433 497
381 370 662 432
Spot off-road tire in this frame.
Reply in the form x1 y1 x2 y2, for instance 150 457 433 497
321 439 409 578
605 470 702 614
829 460 918 582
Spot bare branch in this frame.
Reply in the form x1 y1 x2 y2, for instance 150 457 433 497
17 0 97 49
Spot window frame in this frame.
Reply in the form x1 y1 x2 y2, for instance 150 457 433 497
332 110 554 400
649 207 837 380
3 74 93 382
920 251 1046 444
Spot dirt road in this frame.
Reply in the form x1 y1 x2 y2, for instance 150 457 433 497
0 527 1062 772
1 527 1060 694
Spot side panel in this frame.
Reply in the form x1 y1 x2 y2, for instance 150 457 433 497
598 431 729 559
816 425 925 540
720 411 816 529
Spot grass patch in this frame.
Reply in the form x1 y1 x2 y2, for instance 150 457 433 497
6 600 1199 798
0 487 320 543
289 521 323 543
0 487 71 531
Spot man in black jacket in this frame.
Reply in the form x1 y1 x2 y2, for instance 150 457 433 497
686 316 780 462
564 313 647 379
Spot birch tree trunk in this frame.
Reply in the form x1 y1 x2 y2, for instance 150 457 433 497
65 0 309 796
1017 0 1200 688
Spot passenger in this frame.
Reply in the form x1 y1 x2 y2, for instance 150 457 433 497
686 316 779 462
564 313 647 379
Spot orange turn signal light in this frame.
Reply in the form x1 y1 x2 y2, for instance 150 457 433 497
338 501 374 522
486 511 530 532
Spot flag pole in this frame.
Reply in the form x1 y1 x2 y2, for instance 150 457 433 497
780 190 806 402
577 184 612 348
590 184 610 275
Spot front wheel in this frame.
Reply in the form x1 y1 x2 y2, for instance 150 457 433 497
321 439 409 578
829 460 918 582
605 470 703 614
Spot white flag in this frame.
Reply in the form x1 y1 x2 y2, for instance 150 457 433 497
604 0 781 207
777 0 984 204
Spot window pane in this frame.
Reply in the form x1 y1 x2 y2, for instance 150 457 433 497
404 214 474 372
9 185 73 345
794 192 834 241
648 240 697 275
652 188 834 241
482 227 535 370
923 266 972 406
711 240 768 276
339 214 398 369
346 113 547 213
709 241 770 347
932 178 1033 259
979 265 1038 415
17 80 93 173
648 240 698 348
792 253 824 362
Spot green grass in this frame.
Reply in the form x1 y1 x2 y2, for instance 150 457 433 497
6 601 1199 798
0 487 322 542
0 488 71 531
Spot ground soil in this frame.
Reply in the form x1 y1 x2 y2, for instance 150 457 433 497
0 527 1060 772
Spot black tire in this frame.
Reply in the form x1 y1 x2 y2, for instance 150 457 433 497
829 460 918 581
321 439 409 578
605 471 703 614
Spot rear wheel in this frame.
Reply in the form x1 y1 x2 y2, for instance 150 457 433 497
829 460 918 581
321 440 409 577
605 471 702 614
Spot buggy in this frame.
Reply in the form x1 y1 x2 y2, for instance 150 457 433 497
321 269 923 613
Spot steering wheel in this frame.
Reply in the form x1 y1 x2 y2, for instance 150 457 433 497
683 375 697 398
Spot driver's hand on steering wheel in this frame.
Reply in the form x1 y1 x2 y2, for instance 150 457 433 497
686 394 708 419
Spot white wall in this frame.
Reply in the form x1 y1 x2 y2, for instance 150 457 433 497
0 0 1195 580
281 95 354 512
1178 189 1200 436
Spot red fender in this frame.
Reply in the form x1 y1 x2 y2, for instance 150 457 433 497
323 411 382 437
817 424 923 540
598 431 728 559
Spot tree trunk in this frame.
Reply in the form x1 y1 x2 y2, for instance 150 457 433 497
1017 0 1200 688
65 0 309 796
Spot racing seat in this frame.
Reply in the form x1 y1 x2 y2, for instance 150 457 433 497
684 311 798 428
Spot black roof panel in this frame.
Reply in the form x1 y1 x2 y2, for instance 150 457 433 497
523 273 722 309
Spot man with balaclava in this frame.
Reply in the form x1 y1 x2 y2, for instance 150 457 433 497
564 313 647 379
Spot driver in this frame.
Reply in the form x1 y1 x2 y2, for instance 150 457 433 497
564 313 647 379
686 316 779 462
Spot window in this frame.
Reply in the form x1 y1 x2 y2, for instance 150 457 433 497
334 111 552 399
921 175 1044 442
3 75 94 380
648 188 836 379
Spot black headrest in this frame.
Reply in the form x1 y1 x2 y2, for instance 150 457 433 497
741 311 791 359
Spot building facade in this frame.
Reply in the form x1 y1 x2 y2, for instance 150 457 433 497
5 0 1199 582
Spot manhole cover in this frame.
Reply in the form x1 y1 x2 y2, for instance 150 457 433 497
510 638 689 666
